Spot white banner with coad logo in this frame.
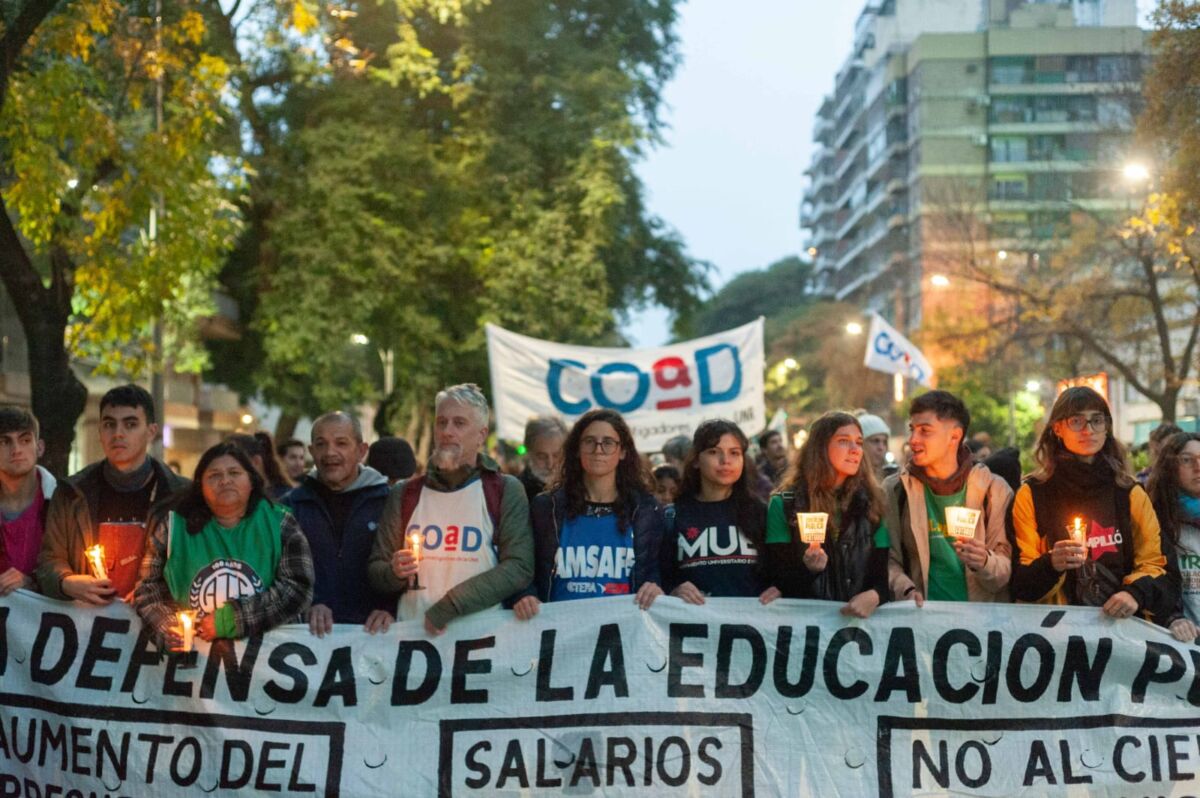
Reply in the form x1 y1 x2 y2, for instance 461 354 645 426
485 320 765 450
1 591 1198 796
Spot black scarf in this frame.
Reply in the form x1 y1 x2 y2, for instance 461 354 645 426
908 445 974 496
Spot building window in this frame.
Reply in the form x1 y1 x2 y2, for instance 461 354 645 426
991 57 1033 85
990 136 1028 163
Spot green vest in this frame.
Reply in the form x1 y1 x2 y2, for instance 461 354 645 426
163 500 285 615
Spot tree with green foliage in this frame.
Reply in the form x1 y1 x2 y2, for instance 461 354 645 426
0 0 241 474
209 0 708 443
1142 1 1200 213
687 256 814 339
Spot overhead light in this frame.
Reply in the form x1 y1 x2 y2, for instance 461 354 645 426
997 250 1008 261
846 322 864 336
930 274 950 287
350 333 369 345
240 413 254 425
1025 380 1041 392
807 246 818 257
783 357 798 370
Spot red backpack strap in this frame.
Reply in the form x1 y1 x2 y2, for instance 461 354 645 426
398 476 426 535
481 470 506 532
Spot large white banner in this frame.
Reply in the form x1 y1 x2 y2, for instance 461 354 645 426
486 320 765 450
863 312 935 387
1 591 1198 796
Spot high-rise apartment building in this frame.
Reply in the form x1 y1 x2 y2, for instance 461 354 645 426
801 0 1145 333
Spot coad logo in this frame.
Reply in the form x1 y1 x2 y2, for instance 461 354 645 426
872 331 928 384
546 344 742 415
408 524 485 552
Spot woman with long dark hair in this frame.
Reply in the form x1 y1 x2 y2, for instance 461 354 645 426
1010 386 1165 618
1147 432 1200 641
227 432 293 500
133 442 314 643
660 419 779 603
764 412 889 617
513 408 664 619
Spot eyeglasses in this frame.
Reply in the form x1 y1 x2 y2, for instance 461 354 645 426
1064 414 1107 432
581 437 620 454
1179 455 1200 470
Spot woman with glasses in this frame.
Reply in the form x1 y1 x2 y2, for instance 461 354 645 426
1147 432 1200 641
512 408 664 619
660 419 780 604
1010 387 1166 618
763 412 890 618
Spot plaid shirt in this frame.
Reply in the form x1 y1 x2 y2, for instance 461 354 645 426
133 505 314 640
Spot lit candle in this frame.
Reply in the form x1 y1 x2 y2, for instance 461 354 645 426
1072 517 1084 544
177 610 196 653
85 545 108 580
409 532 422 564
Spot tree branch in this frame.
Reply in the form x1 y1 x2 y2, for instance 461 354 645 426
0 0 62 113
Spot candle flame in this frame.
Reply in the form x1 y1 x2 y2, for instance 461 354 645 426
85 545 107 579
409 532 422 562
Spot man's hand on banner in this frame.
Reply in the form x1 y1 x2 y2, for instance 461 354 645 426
1101 590 1138 619
758 586 782 605
364 609 394 634
1051 539 1087 572
670 581 706 605
309 604 335 637
803 542 828 574
62 574 116 605
841 589 881 619
513 596 541 620
635 582 663 610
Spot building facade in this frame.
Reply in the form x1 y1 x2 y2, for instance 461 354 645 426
802 0 1198 441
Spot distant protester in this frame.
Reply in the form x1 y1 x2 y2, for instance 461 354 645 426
367 436 417 485
518 416 567 502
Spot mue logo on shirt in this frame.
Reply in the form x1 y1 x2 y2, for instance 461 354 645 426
189 559 264 614
677 525 757 560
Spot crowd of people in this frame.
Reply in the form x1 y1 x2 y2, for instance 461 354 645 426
0 379 1196 650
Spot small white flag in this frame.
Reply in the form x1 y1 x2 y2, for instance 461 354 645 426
862 313 935 387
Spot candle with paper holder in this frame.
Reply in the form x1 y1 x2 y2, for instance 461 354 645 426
945 506 982 540
796 512 829 545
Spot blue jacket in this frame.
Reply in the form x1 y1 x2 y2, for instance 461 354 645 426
522 487 664 602
283 467 391 624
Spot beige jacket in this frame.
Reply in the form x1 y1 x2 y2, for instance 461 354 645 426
884 464 1014 602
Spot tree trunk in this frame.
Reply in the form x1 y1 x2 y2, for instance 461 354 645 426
1158 385 1179 424
26 316 87 477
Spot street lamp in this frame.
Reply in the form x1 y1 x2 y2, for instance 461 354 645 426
845 321 864 336
1121 162 1151 184
1024 380 1041 393
930 274 951 288
783 357 798 370
350 334 394 395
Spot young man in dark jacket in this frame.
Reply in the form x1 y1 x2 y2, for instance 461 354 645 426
37 385 187 603
284 411 393 636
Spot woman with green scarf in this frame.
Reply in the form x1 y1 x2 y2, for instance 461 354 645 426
134 442 314 644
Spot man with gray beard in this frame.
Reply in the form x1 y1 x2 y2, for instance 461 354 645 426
369 383 533 634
